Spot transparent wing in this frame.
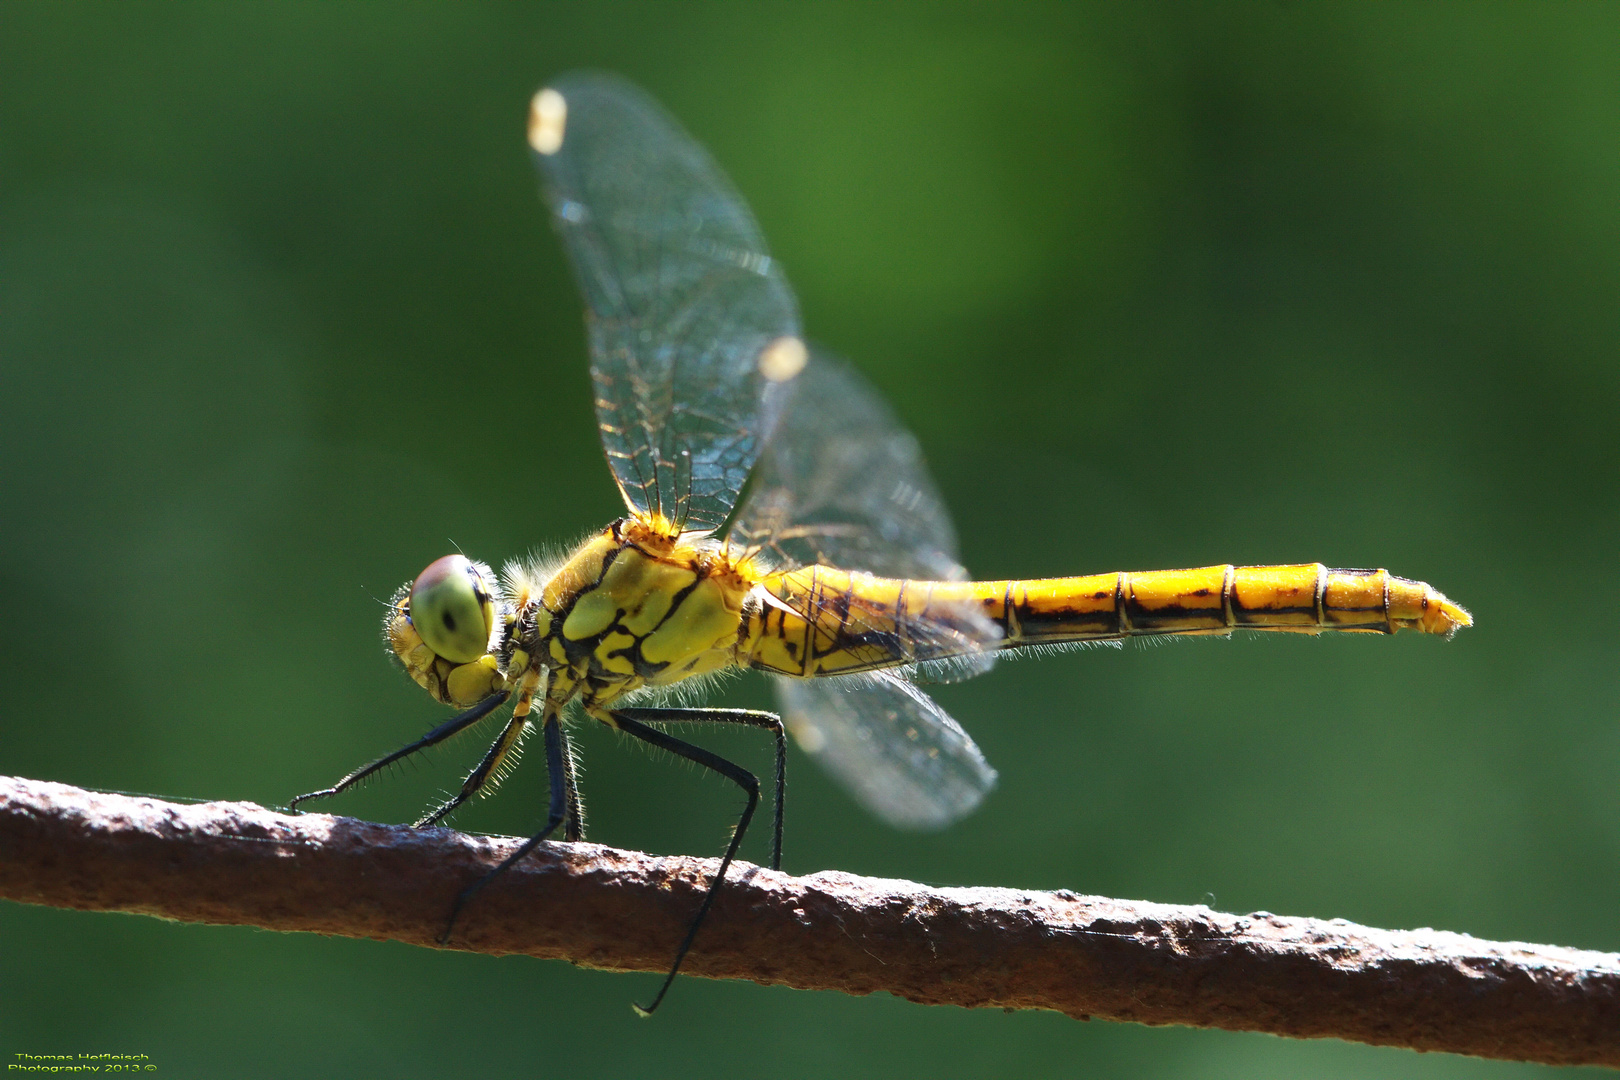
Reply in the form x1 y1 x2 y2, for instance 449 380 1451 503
734 349 999 680
731 348 968 582
775 671 998 831
531 72 801 534
734 351 999 828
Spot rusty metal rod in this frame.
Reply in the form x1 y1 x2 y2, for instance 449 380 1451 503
1 775 1615 1067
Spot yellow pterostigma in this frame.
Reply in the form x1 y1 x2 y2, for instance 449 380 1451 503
292 73 1471 1014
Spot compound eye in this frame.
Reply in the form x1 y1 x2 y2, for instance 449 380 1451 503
409 554 495 664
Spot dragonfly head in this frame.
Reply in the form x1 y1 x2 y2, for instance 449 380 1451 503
385 554 511 707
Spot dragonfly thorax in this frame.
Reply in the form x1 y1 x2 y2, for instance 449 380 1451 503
520 516 763 714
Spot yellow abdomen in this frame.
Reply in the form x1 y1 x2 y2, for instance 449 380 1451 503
740 564 1470 679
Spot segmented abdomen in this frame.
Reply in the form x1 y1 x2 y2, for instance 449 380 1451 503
741 564 1471 678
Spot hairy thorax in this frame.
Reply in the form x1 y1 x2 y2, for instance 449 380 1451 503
524 516 762 715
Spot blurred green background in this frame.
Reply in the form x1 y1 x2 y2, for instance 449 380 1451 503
4 3 1617 1077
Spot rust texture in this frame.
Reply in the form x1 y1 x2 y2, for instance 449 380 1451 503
1 774 1615 1067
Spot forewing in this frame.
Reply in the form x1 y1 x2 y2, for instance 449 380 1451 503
530 73 801 533
733 351 1000 827
775 671 997 830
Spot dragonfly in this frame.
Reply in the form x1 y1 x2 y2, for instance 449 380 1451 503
292 72 1471 1014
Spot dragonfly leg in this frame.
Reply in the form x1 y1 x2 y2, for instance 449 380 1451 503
417 669 584 836
414 707 534 828
288 691 509 812
610 706 784 870
607 707 781 1017
560 725 585 842
439 714 570 945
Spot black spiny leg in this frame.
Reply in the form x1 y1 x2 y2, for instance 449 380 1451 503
289 691 510 812
414 708 532 828
608 707 783 1017
612 706 784 870
560 724 585 842
439 714 570 945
